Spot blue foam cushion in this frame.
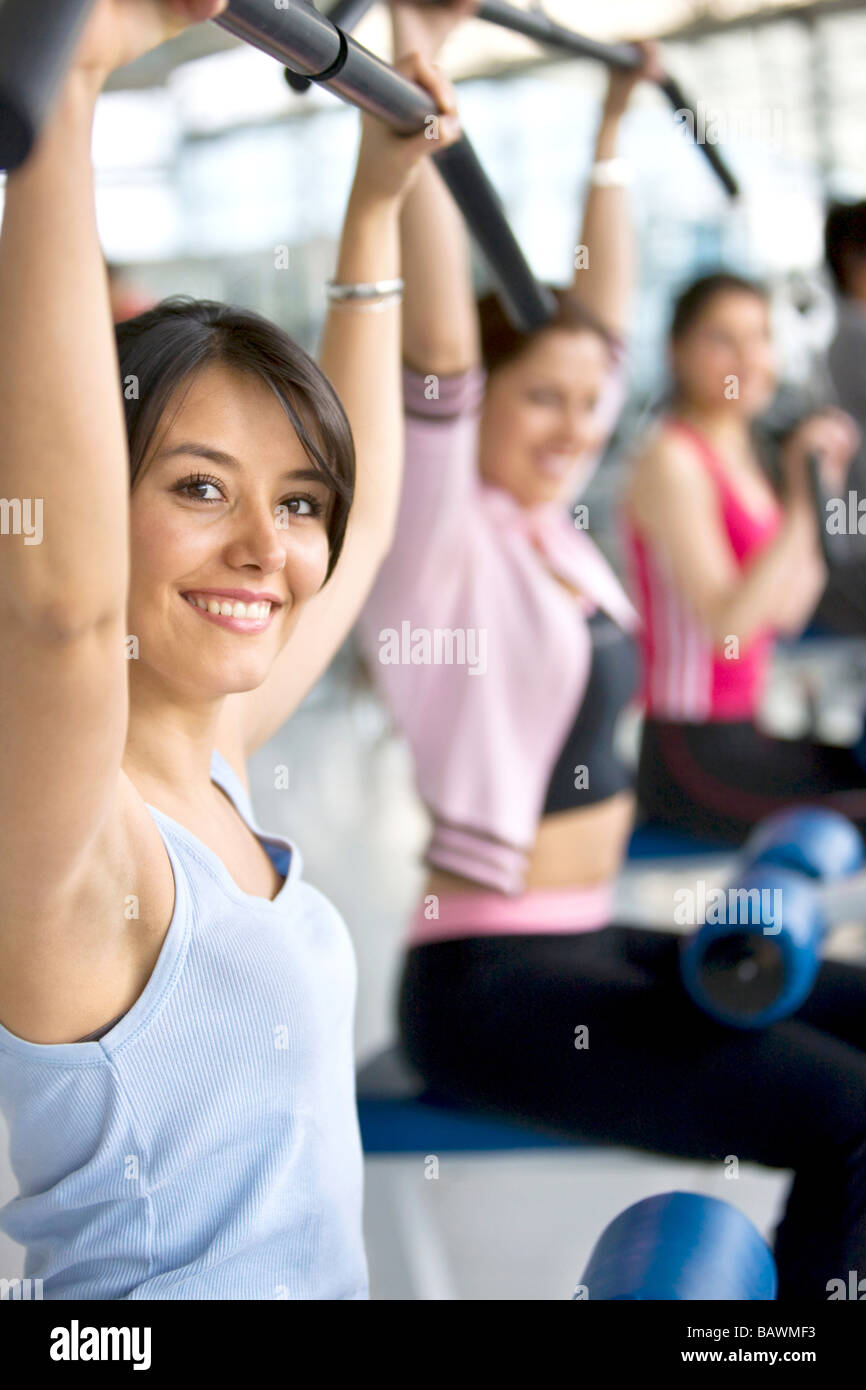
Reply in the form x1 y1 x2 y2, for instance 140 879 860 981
580 1191 777 1300
744 806 865 881
628 823 729 860
358 1096 584 1153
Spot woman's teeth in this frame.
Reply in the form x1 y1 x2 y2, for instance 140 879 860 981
185 594 272 620
536 454 575 479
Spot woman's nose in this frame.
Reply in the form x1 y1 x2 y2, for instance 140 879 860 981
223 502 288 576
563 407 595 451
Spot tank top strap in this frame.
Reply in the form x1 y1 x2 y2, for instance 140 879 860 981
210 747 257 828
664 415 781 552
208 748 300 883
664 416 731 494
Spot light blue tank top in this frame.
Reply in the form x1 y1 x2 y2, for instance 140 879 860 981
0 750 369 1300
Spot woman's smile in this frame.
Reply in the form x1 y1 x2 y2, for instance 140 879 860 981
181 586 283 633
533 450 579 481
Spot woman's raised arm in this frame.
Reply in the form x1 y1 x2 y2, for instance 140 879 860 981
0 78 127 635
0 2 225 920
627 413 858 651
568 42 663 342
394 0 480 375
221 51 462 757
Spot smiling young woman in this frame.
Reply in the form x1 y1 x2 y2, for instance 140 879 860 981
0 0 460 1301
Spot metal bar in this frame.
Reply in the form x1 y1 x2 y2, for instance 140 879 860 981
319 0 378 30
287 0 739 198
472 0 739 198
285 0 374 92
476 0 641 69
219 0 555 329
218 0 345 79
430 137 557 330
0 0 97 171
658 75 739 199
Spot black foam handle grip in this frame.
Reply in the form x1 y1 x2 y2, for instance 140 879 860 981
659 75 739 199
0 0 97 172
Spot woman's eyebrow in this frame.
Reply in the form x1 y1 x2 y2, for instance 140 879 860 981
156 442 238 467
154 442 329 484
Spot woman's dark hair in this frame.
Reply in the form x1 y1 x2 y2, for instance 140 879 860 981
115 297 354 581
824 200 866 295
669 271 769 342
476 287 617 375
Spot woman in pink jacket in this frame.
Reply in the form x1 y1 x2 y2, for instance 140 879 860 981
357 1 866 1300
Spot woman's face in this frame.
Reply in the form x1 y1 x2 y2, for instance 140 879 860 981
127 362 334 702
670 290 776 419
478 328 612 508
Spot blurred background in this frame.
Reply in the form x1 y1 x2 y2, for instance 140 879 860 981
69 0 866 574
3 0 866 1298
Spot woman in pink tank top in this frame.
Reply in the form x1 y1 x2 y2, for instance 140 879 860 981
624 272 866 844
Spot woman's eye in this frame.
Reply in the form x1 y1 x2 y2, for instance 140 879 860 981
282 494 325 518
175 474 224 503
174 475 325 517
528 390 560 406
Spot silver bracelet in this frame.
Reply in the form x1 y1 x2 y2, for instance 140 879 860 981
326 278 404 302
326 293 403 312
588 157 633 188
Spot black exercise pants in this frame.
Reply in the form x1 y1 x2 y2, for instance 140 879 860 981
399 925 866 1301
637 716 866 847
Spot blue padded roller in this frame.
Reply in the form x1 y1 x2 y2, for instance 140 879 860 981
743 806 864 882
679 866 824 1029
577 1192 777 1300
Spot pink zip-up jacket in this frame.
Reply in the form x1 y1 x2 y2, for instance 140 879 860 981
355 359 638 895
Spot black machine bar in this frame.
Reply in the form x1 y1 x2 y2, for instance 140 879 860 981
0 0 740 200
0 0 97 171
474 0 739 198
285 0 373 91
656 71 739 200
286 0 739 199
219 0 556 329
476 0 641 69
0 0 553 329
